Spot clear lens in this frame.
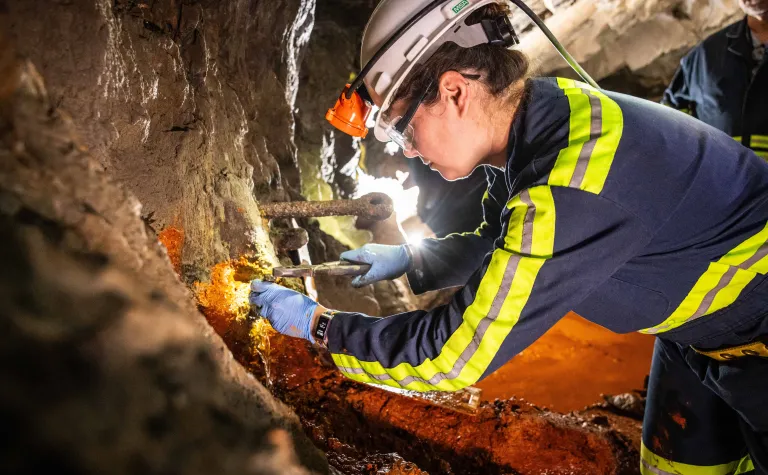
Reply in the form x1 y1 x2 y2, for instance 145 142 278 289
384 116 416 154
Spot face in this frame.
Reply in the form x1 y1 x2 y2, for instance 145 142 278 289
740 0 768 17
385 73 492 181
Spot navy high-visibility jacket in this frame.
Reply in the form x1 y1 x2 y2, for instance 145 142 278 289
327 77 768 392
663 17 768 159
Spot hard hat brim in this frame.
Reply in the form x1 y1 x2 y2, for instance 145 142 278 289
362 0 498 143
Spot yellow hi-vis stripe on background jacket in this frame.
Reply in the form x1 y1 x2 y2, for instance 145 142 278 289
663 18 768 159
327 77 768 392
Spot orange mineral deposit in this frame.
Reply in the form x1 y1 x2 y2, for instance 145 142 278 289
158 226 184 275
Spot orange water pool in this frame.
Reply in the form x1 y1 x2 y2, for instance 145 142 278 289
476 312 655 412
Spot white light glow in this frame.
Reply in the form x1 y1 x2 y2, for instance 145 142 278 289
385 141 401 155
355 170 419 225
406 231 424 246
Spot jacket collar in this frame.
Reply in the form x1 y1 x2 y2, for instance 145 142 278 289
726 16 753 58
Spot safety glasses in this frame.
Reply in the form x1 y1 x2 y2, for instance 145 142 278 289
383 79 435 155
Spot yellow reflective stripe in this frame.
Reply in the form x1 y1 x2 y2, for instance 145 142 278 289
720 222 768 271
474 189 491 236
751 135 768 148
640 222 768 334
640 442 754 475
733 135 768 149
549 78 624 195
756 150 768 160
523 186 556 258
550 79 591 188
583 88 623 194
332 187 556 391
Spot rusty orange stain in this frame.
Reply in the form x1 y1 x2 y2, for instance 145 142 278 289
652 436 663 452
193 257 285 376
670 412 687 429
476 312 654 412
193 256 291 335
158 226 184 275
194 258 253 334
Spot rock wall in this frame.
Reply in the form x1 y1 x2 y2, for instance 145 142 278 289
3 0 316 283
518 0 742 98
1 0 701 472
1 0 336 472
0 48 326 472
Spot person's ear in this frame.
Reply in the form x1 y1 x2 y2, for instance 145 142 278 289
437 71 471 117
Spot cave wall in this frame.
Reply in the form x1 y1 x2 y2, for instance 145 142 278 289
0 0 337 472
3 0 316 282
0 45 327 472
518 0 742 98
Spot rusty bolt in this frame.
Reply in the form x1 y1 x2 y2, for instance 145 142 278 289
269 227 309 251
259 192 394 221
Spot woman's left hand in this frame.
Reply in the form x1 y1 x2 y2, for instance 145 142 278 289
249 280 323 342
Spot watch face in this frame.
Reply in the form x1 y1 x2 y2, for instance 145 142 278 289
314 314 331 340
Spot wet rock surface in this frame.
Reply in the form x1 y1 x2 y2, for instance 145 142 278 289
0 47 326 473
2 0 315 282
205 313 643 474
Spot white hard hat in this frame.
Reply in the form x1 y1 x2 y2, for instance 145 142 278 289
359 0 513 142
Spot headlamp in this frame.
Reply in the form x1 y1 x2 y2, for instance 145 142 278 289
325 84 373 138
326 0 597 141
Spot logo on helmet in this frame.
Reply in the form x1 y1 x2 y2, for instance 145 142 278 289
452 0 470 15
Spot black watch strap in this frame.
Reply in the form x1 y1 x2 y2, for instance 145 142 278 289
314 311 335 343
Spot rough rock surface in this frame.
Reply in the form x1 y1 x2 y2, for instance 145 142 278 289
0 39 326 473
3 0 316 283
295 0 377 201
518 0 742 98
205 312 644 474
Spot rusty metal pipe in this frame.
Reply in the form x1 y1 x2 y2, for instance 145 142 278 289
260 192 394 221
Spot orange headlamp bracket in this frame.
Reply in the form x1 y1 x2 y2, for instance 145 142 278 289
326 84 372 138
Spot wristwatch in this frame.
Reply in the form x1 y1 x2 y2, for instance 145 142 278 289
313 310 336 347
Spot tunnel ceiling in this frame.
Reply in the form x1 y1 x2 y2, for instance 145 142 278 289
512 0 741 98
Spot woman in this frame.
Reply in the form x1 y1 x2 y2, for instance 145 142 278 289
250 1 768 472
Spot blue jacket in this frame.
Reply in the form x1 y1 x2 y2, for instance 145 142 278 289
327 77 768 392
663 17 768 159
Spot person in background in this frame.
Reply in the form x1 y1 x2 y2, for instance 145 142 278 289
664 0 768 159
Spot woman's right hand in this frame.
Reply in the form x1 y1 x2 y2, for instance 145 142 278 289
340 244 413 288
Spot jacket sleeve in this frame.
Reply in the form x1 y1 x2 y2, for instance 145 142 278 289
405 166 507 294
662 55 696 116
327 79 654 392
327 186 652 392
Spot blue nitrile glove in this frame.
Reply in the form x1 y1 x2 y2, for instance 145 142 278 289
249 280 319 342
340 243 412 288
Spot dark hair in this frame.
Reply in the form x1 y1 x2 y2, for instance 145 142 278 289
388 4 529 115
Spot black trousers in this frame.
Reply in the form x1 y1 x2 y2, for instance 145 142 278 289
642 337 768 474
